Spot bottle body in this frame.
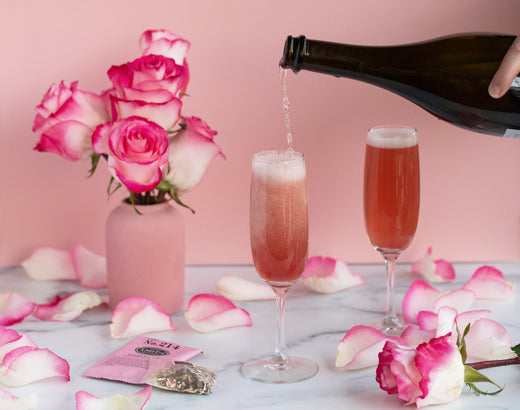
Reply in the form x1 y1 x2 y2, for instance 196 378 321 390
280 34 520 137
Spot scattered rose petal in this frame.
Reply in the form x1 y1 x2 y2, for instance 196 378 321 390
402 307 458 347
462 265 515 300
0 327 25 347
0 346 70 386
402 280 441 324
402 308 493 349
402 280 475 324
301 256 364 294
411 247 455 283
75 386 151 410
21 247 77 281
433 289 475 314
0 388 39 410
34 292 103 322
0 293 35 326
73 244 107 289
110 297 175 339
465 318 517 362
0 329 37 362
453 309 491 331
185 294 252 333
215 274 274 301
336 325 406 369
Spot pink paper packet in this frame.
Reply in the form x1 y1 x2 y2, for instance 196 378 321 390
84 336 203 385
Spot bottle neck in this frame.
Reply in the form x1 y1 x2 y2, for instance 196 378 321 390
280 35 307 72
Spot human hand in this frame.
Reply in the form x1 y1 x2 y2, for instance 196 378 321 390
489 36 520 98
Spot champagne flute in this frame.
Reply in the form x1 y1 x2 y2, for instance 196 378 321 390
363 126 420 334
241 149 318 383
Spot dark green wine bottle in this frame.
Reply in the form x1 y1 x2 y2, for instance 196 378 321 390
280 34 520 137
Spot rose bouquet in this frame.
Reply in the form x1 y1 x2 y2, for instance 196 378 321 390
32 29 224 211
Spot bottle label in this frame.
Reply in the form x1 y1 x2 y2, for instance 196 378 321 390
504 129 520 138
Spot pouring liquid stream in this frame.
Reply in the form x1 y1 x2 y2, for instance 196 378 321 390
280 68 294 151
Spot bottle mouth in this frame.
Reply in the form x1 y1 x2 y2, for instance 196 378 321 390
279 35 306 72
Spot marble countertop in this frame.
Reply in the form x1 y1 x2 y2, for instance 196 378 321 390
2 261 520 409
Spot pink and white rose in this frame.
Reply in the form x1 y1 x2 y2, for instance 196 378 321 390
33 81 110 161
107 54 186 129
139 29 190 67
376 334 464 408
92 116 169 193
164 116 224 194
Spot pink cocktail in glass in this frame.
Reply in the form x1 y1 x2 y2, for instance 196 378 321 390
242 149 318 383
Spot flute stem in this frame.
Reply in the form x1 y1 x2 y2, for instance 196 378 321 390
272 285 289 362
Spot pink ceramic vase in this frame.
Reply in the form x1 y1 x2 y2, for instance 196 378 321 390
105 200 185 314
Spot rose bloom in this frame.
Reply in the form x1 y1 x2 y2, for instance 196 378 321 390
33 81 110 161
139 29 190 68
107 54 186 131
164 116 224 195
92 116 169 193
376 334 464 408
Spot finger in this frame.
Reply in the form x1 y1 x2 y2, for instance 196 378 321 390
489 36 520 98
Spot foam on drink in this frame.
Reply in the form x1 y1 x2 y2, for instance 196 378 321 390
252 150 306 181
367 126 417 149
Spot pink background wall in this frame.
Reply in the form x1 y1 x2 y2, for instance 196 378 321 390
1 0 519 266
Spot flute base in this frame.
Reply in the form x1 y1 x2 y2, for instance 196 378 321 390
375 315 405 336
241 356 318 383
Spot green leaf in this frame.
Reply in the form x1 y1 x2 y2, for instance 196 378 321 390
128 192 143 215
464 365 504 396
169 188 195 214
88 153 103 177
107 177 123 198
511 343 520 357
455 321 469 364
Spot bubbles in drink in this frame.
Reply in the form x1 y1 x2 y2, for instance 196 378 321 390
280 68 293 147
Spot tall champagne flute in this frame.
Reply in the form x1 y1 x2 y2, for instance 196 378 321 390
241 149 318 383
363 126 420 334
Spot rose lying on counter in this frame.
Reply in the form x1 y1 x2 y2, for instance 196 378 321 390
336 264 517 408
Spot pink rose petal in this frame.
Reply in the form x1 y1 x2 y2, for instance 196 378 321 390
0 346 70 386
185 294 252 333
0 327 24 347
465 318 517 362
401 326 435 347
21 247 76 281
301 256 364 294
75 386 151 410
462 265 515 300
0 329 37 362
454 309 491 332
34 292 103 322
411 247 455 283
336 325 406 369
402 280 440 324
73 244 107 289
110 297 175 339
0 293 35 326
215 274 274 301
0 388 39 409
433 289 475 314
402 281 475 324
402 308 492 348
